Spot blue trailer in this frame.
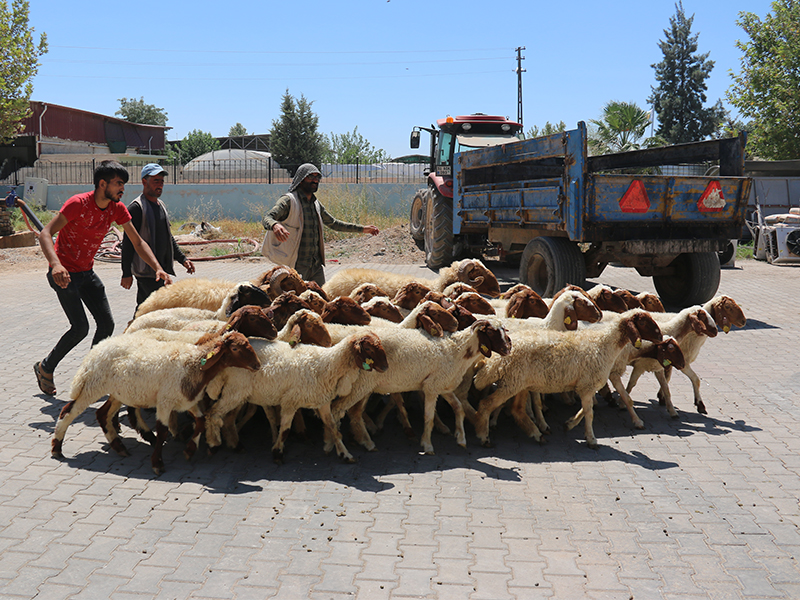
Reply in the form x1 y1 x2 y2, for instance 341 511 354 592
411 117 751 308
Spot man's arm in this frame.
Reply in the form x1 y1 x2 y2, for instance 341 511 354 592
171 234 195 274
262 194 293 242
39 212 71 289
120 202 142 289
120 221 172 285
318 203 379 236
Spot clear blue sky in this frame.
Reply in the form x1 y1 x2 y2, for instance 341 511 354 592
28 0 773 159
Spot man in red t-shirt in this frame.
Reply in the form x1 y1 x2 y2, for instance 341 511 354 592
34 160 172 396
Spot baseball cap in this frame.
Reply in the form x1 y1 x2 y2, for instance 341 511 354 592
141 163 168 178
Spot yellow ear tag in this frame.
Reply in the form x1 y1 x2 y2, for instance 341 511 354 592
634 339 642 349
723 325 730 333
564 316 572 325
207 352 214 359
662 359 671 367
480 344 489 354
226 324 232 330
289 339 297 347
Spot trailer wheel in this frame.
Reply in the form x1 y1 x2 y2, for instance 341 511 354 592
519 237 586 297
652 252 720 309
410 189 426 243
424 188 454 269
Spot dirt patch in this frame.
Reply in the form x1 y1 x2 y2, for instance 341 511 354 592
0 224 425 276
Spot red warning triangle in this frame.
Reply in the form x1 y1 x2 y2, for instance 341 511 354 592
698 180 725 212
619 180 650 213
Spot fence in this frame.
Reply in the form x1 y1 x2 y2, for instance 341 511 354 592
0 158 429 186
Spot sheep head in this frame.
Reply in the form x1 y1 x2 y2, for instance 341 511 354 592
456 259 500 298
352 331 389 373
198 331 261 373
647 337 686 370
223 306 278 340
268 266 307 300
637 292 665 312
442 281 479 299
304 280 330 302
573 296 602 324
614 288 643 310
350 283 389 304
448 304 477 330
452 292 495 315
393 281 432 309
688 308 718 338
267 291 312 330
362 297 403 323
414 301 459 337
285 309 332 348
472 320 512 358
621 310 663 349
500 283 533 300
321 296 371 325
299 290 327 315
591 286 628 313
226 283 271 317
708 295 746 333
422 290 454 309
505 289 548 319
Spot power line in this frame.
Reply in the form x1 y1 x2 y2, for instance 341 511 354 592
52 45 512 55
43 56 511 68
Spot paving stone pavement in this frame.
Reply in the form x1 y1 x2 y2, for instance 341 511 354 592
1 254 799 599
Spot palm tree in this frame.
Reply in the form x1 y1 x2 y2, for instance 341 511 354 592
589 101 655 155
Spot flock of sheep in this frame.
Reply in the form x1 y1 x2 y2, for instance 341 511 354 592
49 258 746 475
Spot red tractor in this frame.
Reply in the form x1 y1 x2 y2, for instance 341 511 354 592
409 114 523 268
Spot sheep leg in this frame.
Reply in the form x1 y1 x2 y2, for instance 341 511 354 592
489 404 503 428
292 409 308 441
609 372 645 429
260 406 279 441
272 406 297 464
316 403 355 463
441 392 467 448
235 403 259 433
680 366 707 414
657 364 674 406
151 420 170 476
95 395 131 457
433 410 450 436
183 407 205 460
362 411 379 436
625 364 646 395
474 385 516 447
381 393 415 438
52 396 94 459
564 391 598 449
345 398 377 451
419 392 440 455
529 391 551 434
508 390 543 443
654 369 678 418
127 406 156 444
219 409 242 451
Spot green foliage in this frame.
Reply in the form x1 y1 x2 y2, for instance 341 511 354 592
116 97 168 126
524 121 567 139
175 130 221 163
323 126 389 163
588 101 662 154
727 0 800 159
269 89 326 174
0 0 47 144
648 2 726 143
228 123 247 136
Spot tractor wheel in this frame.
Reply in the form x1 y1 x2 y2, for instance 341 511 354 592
423 187 454 269
519 237 586 298
409 189 426 243
652 252 720 309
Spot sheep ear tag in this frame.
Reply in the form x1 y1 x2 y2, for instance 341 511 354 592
200 348 221 371
634 339 642 349
362 358 374 371
662 359 671 367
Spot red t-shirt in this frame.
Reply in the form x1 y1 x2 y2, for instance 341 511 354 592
55 191 131 272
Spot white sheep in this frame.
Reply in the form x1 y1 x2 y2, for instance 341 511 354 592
203 331 388 463
51 331 261 475
323 258 501 299
133 279 271 319
472 310 662 449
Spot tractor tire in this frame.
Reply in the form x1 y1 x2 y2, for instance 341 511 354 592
519 236 586 298
652 252 720 309
423 188 454 269
409 189 426 243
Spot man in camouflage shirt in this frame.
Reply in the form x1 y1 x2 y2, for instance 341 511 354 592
262 163 378 284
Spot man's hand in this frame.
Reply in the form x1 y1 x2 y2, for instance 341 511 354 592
183 259 195 275
51 264 71 289
273 223 290 243
155 269 173 285
121 276 133 290
363 225 379 236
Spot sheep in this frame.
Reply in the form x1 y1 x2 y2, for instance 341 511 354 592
323 258 501 299
133 279 271 319
614 288 644 310
392 281 433 313
350 282 390 304
360 296 404 323
52 331 260 475
266 291 313 330
626 295 745 415
299 289 327 315
504 288 549 319
451 292 495 315
251 265 308 300
586 284 629 313
472 310 662 449
320 296 372 326
204 331 389 463
442 282 479 298
127 305 278 338
636 292 665 312
330 319 512 455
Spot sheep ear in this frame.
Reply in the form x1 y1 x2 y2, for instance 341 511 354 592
476 327 492 357
287 323 302 347
417 314 443 337
200 341 225 371
563 305 578 330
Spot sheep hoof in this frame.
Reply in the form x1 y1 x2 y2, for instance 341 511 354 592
152 462 165 476
696 402 707 415
537 436 548 446
480 439 494 449
586 440 599 450
207 445 221 456
109 439 130 457
340 453 357 463
634 420 645 430
670 412 680 419
272 450 284 465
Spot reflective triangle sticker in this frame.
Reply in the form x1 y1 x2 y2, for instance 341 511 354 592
619 180 650 213
698 180 725 212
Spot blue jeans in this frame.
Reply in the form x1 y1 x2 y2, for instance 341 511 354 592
42 268 114 373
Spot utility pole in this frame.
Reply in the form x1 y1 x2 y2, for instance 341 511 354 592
515 46 526 126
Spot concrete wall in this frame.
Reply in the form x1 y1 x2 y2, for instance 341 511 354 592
2 182 422 222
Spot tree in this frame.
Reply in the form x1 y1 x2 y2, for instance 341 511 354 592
0 0 47 144
175 129 220 163
323 126 389 163
648 2 726 144
269 89 326 174
588 101 660 155
228 123 248 136
116 97 168 126
524 121 566 139
727 0 800 159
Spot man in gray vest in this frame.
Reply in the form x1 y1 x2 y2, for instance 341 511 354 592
121 163 195 311
262 163 378 285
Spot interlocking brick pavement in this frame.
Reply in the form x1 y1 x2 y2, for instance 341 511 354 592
1 254 799 599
